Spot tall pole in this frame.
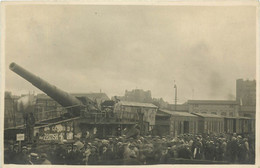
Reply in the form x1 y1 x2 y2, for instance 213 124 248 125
174 81 177 111
192 88 194 100
13 99 16 127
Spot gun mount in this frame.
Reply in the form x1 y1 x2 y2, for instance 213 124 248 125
9 62 84 116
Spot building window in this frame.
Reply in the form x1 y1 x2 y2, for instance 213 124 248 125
211 112 217 115
229 112 233 117
221 112 227 116
201 111 207 114
244 114 252 118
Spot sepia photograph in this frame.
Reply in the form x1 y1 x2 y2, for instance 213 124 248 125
1 1 258 166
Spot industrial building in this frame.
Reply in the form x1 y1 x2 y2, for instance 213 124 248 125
187 100 239 117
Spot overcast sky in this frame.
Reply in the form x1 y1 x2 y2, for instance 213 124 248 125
4 5 256 103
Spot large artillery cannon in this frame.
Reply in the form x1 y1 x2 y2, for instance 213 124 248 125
8 62 143 139
9 62 85 116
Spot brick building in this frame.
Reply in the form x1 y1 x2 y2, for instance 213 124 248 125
122 89 153 103
236 79 256 106
117 89 168 108
167 103 189 112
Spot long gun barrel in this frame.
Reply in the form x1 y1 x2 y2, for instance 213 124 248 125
9 62 83 115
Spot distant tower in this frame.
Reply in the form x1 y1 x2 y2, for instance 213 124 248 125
236 79 256 106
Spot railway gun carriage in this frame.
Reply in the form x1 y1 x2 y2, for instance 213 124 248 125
7 62 158 142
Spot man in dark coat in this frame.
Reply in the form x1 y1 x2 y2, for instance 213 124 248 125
53 143 67 164
100 145 113 162
227 137 239 163
177 144 192 159
88 146 99 165
70 144 84 165
143 144 155 164
65 144 74 165
237 137 247 163
215 140 224 161
192 137 203 159
16 146 31 164
4 144 14 164
11 144 20 164
40 153 52 165
160 147 172 164
204 140 215 160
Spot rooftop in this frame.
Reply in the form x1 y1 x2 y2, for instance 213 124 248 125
118 101 158 108
192 113 223 118
188 100 238 105
159 109 198 117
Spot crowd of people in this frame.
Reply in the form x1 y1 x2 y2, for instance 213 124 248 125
5 132 255 165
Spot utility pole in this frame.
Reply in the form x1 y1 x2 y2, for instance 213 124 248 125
13 99 16 127
174 81 177 111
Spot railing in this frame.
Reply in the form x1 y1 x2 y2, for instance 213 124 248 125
82 112 116 123
82 112 140 123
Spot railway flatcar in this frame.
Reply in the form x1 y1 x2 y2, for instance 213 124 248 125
192 113 224 134
224 116 254 134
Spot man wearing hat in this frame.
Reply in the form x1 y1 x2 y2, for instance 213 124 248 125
9 144 20 164
114 141 124 159
228 136 239 163
160 146 171 164
4 144 14 164
100 143 114 163
123 143 131 159
88 146 99 165
243 138 250 162
215 139 224 161
65 144 73 165
129 143 137 159
74 140 84 151
143 143 155 164
71 144 84 165
40 153 51 165
51 142 67 165
16 146 31 164
204 139 214 160
192 137 203 160
83 143 92 165
237 136 248 163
